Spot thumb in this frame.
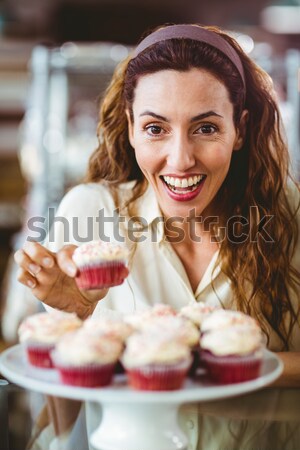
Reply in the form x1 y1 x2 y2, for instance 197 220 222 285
56 244 78 277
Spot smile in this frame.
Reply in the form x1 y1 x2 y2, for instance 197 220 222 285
160 174 207 202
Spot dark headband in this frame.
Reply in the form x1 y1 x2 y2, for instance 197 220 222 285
133 24 246 90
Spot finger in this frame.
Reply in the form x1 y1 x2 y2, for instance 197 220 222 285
14 249 42 276
23 241 55 269
56 245 78 277
16 267 37 289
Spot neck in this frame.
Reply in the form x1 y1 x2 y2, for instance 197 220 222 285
164 214 220 246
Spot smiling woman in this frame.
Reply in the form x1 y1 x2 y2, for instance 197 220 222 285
14 23 300 450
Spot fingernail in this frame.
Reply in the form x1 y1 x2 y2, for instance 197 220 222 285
43 257 54 268
29 264 41 275
67 264 77 277
27 280 36 288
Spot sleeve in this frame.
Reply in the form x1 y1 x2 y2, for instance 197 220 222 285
44 183 116 253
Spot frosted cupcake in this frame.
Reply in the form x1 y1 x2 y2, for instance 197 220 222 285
201 309 260 335
200 323 264 384
73 240 129 290
18 311 82 368
52 328 123 387
122 332 192 390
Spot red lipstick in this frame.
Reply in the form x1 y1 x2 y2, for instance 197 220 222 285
161 176 206 202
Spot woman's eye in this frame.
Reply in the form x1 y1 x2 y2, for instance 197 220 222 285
145 125 163 136
197 124 217 134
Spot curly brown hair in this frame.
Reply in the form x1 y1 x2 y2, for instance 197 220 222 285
86 25 300 350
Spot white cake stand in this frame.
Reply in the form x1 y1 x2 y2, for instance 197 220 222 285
0 345 283 450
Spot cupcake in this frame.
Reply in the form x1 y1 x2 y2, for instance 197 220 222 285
122 332 192 391
52 328 123 387
200 323 264 384
18 311 82 368
140 315 200 377
73 240 129 290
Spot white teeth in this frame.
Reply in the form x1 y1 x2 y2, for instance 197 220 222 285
162 175 204 188
188 177 194 186
181 178 188 188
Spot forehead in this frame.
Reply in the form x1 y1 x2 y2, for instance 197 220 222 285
132 68 233 117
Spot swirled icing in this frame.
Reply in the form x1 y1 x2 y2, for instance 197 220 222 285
72 240 129 265
201 324 263 356
53 329 123 365
18 311 82 344
122 332 191 367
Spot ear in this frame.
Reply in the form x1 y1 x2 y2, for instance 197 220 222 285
233 109 248 151
125 109 135 149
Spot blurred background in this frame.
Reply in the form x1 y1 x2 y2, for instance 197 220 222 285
0 0 299 448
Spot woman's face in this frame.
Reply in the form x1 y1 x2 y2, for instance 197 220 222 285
127 68 247 220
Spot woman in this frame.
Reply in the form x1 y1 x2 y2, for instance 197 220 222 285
14 24 300 449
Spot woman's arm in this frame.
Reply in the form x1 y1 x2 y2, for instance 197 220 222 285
270 352 300 388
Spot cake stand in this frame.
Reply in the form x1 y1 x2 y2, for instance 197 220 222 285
0 345 283 450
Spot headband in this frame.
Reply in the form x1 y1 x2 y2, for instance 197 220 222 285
133 24 246 90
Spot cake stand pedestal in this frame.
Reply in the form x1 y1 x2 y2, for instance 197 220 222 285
91 402 187 450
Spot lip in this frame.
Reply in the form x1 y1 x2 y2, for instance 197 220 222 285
161 176 206 202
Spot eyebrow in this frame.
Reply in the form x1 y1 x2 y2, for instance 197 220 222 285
139 110 224 122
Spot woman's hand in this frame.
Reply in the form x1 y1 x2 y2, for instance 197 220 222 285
14 241 108 319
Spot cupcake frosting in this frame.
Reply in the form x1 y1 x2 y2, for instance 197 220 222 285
140 316 200 348
201 324 263 356
54 329 123 365
124 303 177 329
180 302 219 327
73 240 129 265
83 316 133 342
201 309 260 334
18 311 82 344
122 332 191 368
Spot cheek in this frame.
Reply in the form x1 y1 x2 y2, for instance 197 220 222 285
134 144 161 175
203 146 233 173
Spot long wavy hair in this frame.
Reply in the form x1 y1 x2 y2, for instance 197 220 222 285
87 25 300 350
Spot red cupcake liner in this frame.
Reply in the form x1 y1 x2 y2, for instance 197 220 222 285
125 359 191 391
54 361 116 387
25 343 55 368
75 261 128 290
201 350 262 384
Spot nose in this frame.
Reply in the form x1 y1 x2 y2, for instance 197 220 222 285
166 132 196 172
